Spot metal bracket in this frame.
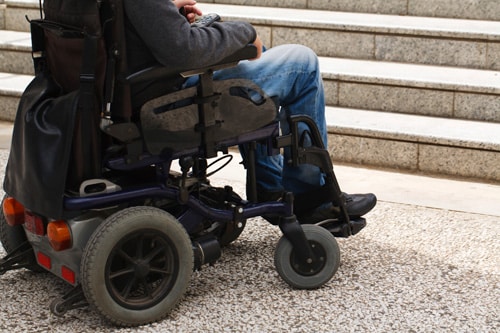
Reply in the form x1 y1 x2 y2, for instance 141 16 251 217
50 285 88 316
0 241 37 275
279 217 317 264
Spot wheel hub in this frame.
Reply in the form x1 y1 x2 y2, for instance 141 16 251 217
134 260 151 278
290 241 326 276
104 229 179 310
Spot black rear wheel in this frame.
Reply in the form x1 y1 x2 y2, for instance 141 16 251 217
81 206 193 326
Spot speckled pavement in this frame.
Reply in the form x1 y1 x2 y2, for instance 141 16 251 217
0 135 498 332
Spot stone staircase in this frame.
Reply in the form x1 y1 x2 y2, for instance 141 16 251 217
0 0 499 183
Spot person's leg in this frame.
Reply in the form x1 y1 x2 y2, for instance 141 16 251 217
195 44 327 194
184 44 376 218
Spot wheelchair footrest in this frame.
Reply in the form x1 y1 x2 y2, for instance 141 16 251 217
319 217 367 238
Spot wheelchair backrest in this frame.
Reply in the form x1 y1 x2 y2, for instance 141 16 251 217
39 0 108 101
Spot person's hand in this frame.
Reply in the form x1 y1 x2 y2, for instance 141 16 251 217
173 0 203 23
250 34 263 60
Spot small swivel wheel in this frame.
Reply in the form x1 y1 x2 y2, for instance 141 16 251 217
274 225 340 289
81 206 194 326
49 298 67 317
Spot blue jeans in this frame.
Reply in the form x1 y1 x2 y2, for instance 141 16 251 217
185 44 327 195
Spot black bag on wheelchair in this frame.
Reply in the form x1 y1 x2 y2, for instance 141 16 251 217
4 17 103 218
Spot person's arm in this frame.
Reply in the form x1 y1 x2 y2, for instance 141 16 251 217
123 0 257 71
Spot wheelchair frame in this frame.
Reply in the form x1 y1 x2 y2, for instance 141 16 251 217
0 0 367 326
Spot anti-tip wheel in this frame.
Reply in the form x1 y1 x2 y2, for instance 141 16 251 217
49 298 67 317
274 224 340 289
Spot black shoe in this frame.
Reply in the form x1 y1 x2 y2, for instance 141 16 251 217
297 193 377 224
254 187 376 222
342 192 377 217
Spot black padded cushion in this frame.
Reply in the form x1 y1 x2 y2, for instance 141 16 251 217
141 79 278 154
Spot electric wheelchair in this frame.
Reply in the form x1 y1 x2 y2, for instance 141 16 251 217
0 0 369 326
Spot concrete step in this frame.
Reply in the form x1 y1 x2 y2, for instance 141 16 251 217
213 151 500 217
198 3 500 71
1 47 498 123
0 29 32 75
3 0 40 31
319 57 500 123
0 71 31 121
201 0 500 21
0 3 5 30
325 106 500 183
4 0 500 29
3 1 500 70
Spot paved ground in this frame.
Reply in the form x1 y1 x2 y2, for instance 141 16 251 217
0 122 498 332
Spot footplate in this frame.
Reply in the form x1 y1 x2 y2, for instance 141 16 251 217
318 217 366 237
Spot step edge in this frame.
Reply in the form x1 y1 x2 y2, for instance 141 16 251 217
325 106 500 151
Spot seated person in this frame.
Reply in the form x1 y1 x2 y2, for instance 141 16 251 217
123 0 376 222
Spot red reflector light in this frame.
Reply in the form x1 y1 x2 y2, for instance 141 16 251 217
37 252 51 270
61 266 76 284
2 197 25 226
24 211 45 235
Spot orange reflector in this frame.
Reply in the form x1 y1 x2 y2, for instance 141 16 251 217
2 197 25 226
61 266 76 284
47 220 72 251
37 252 51 270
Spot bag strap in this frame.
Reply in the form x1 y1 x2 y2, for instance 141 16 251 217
106 0 132 121
79 34 99 109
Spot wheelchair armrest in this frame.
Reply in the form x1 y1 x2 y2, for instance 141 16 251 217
126 67 179 85
126 44 257 84
222 44 258 62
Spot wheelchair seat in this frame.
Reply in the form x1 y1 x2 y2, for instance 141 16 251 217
140 78 277 154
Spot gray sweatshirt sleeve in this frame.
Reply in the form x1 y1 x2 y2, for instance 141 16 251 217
123 0 257 72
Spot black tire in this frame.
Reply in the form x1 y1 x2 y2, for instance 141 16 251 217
49 298 67 317
0 195 43 272
80 206 193 326
274 224 340 289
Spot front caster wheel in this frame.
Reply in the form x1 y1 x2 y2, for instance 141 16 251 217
274 224 340 289
81 207 193 326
